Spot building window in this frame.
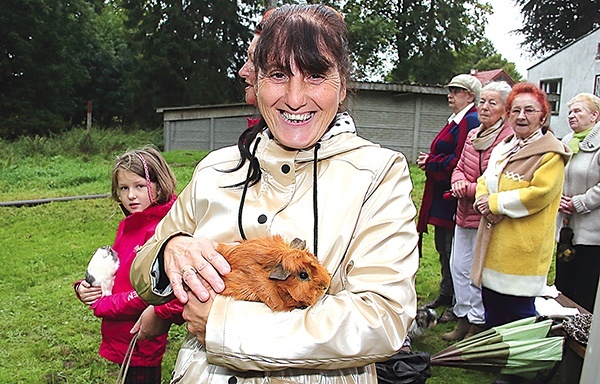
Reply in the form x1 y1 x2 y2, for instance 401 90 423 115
595 75 600 98
540 79 562 115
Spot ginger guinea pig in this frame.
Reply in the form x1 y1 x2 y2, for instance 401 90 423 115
216 235 330 312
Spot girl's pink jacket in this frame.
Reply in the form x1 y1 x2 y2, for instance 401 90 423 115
451 123 513 228
75 194 183 367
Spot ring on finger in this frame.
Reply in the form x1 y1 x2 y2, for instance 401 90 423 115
181 267 198 278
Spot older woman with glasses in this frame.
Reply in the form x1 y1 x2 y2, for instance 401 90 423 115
417 74 481 320
555 92 600 312
472 82 571 326
471 82 571 384
441 81 513 342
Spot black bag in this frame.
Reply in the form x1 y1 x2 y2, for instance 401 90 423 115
556 218 576 262
376 350 431 384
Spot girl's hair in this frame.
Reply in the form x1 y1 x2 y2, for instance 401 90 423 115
568 92 600 113
228 4 349 187
482 81 512 104
505 82 551 131
111 145 176 205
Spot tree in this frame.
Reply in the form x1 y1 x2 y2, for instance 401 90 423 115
453 39 524 82
514 0 600 56
0 0 98 138
72 1 133 127
119 0 259 126
340 0 493 85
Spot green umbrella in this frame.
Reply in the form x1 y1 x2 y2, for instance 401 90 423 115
431 317 564 376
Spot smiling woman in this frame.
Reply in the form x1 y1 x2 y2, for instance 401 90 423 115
130 4 420 384
471 82 571 384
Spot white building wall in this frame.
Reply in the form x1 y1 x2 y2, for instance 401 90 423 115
527 29 600 139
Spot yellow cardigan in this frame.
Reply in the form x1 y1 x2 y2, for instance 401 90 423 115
471 132 571 296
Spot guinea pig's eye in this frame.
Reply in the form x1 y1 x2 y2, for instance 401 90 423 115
299 271 310 281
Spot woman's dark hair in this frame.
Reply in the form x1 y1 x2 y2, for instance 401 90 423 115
227 4 350 187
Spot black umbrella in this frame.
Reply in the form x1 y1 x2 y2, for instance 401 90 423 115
376 350 431 384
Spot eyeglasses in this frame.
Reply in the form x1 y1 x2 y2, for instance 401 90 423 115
448 87 467 94
510 107 542 116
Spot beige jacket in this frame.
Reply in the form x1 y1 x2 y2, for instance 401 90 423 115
131 120 419 383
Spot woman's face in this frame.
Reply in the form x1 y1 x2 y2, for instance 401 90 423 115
508 93 546 139
448 87 473 114
477 90 505 129
568 101 599 133
239 34 259 106
256 59 346 149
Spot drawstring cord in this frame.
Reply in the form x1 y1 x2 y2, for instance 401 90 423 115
313 143 320 257
238 137 261 240
237 137 320 258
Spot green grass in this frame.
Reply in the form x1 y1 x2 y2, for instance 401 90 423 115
0 129 500 383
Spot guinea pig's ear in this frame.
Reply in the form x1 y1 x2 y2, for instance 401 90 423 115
269 264 292 281
290 238 306 250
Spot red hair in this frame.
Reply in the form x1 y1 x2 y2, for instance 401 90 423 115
505 82 551 121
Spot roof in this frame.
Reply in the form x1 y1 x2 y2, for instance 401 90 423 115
527 27 600 70
472 69 516 86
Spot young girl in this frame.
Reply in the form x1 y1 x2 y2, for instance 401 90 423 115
74 146 183 383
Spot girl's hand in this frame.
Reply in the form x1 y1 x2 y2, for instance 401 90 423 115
183 290 215 345
131 306 171 341
163 236 230 304
77 280 102 305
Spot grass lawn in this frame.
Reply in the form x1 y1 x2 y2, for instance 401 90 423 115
0 128 507 383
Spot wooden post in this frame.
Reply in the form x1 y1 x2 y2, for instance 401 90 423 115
87 100 92 133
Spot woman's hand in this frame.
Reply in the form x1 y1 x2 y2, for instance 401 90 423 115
451 180 469 199
417 152 429 170
76 280 102 305
474 194 491 216
559 195 575 214
183 291 215 345
485 213 504 225
163 236 230 304
131 306 171 341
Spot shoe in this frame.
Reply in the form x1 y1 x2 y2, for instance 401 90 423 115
441 317 469 341
492 374 523 384
424 295 453 309
438 309 458 323
464 323 485 339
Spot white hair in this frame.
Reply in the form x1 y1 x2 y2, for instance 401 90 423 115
482 81 512 104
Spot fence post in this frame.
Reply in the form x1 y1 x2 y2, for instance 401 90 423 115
411 96 422 164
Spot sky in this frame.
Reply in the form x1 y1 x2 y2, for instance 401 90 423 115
484 0 537 78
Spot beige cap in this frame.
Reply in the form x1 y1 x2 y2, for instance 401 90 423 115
446 74 482 102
